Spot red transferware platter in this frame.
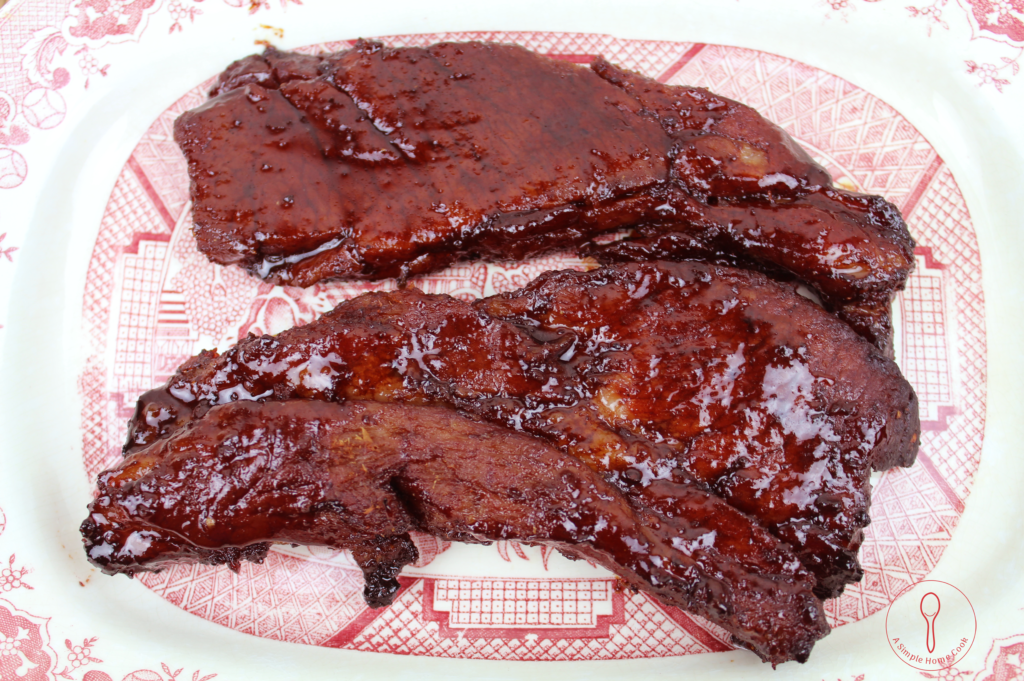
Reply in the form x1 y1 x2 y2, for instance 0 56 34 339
1 2 1022 680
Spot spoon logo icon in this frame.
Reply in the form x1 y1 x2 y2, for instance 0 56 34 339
921 592 941 653
886 580 975 671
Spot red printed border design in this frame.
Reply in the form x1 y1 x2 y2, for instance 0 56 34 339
0 0 302 191
70 32 987 660
823 0 1024 90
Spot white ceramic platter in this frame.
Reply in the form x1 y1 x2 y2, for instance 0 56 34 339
1 2 1022 680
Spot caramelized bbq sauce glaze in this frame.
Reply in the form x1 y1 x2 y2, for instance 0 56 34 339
116 262 918 602
82 400 829 665
174 41 915 352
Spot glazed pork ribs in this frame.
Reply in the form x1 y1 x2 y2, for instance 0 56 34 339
82 399 830 665
100 261 918 600
175 41 915 351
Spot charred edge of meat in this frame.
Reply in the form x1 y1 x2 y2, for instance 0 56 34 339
83 399 829 665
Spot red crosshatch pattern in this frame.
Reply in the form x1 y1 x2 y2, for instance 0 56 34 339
429 579 615 630
76 33 987 660
113 237 169 396
901 251 953 423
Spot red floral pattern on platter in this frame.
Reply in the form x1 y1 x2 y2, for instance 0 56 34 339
959 0 1024 44
0 567 206 681
53 637 104 680
0 233 17 262
972 633 1024 681
0 598 59 681
0 555 32 593
120 664 216 681
74 32 987 660
62 0 161 48
0 149 28 188
0 536 145 681
825 0 1024 89
0 0 304 190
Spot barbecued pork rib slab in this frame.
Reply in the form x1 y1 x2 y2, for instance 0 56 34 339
580 186 910 352
174 40 915 351
478 263 919 597
121 261 919 599
81 399 829 665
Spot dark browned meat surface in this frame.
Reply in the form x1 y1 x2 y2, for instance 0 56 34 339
581 187 910 351
174 41 914 351
177 42 669 283
478 263 919 597
119 261 918 600
81 399 829 665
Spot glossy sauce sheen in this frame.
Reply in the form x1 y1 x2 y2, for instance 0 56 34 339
120 262 918 600
82 400 829 665
174 41 915 351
